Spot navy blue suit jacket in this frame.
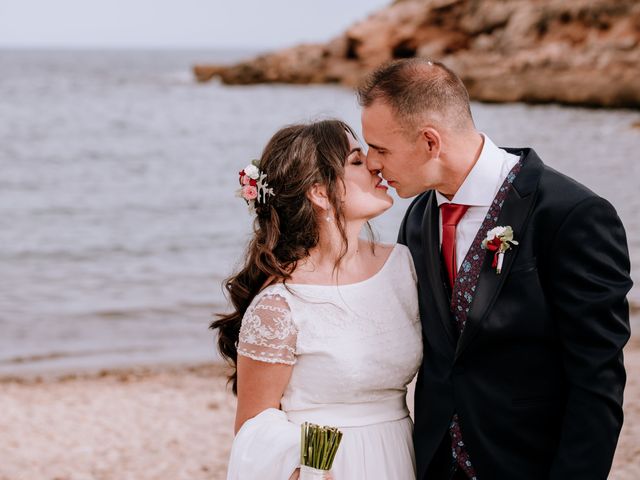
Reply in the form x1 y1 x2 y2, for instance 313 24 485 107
399 149 632 480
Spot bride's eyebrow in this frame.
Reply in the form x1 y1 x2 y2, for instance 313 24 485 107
348 147 362 156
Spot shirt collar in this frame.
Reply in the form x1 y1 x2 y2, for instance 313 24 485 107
436 134 507 207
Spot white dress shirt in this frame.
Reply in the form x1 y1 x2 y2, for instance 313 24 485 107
436 134 520 270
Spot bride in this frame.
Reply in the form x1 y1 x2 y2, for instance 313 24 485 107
213 119 422 479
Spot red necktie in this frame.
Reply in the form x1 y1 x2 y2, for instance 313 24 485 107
440 203 470 289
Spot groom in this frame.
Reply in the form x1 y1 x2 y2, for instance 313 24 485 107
358 59 632 480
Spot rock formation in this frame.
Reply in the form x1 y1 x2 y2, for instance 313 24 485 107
194 0 640 108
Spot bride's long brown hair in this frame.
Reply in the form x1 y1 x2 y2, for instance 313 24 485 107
212 119 372 394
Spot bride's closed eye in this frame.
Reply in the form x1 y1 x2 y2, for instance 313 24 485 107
348 149 365 165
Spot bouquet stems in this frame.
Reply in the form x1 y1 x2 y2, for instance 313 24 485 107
299 422 343 479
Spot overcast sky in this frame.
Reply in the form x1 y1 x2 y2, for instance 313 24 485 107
0 0 391 49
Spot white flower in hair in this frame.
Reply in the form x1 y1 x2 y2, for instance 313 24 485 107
244 164 260 180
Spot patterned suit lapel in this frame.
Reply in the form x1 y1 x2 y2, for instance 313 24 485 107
454 150 544 360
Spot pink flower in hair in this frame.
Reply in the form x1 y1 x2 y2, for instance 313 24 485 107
242 185 258 200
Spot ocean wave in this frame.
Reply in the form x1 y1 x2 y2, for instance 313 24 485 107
0 347 161 365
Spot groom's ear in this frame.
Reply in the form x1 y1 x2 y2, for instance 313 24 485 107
420 127 441 158
307 183 331 211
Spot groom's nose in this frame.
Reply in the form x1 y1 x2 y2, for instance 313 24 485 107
366 151 382 172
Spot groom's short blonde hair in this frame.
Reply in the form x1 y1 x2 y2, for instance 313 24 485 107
357 58 474 133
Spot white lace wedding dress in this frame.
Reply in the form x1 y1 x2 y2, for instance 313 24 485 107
226 244 422 480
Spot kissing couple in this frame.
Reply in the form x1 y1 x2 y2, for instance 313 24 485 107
214 59 633 480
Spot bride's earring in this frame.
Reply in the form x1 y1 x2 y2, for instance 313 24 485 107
325 208 333 222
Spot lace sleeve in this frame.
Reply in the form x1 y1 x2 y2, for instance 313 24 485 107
238 293 297 365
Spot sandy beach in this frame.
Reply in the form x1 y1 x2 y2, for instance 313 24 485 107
2 339 639 480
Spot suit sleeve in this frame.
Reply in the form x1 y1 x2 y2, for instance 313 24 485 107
546 197 632 479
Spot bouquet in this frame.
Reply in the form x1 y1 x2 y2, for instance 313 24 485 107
299 422 343 479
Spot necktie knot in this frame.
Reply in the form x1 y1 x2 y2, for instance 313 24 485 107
440 203 469 226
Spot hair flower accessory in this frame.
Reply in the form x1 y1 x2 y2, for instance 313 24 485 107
237 160 275 213
481 226 518 274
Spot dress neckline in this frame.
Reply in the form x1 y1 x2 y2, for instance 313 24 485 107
266 244 400 291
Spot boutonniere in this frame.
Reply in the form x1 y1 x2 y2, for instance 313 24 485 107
481 226 519 274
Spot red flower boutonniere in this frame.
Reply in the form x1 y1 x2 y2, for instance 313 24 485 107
481 226 519 274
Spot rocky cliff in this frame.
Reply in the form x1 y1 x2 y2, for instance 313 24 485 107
194 0 640 108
